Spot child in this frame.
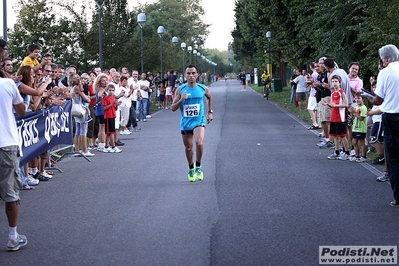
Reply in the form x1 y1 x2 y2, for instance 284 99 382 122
20 44 42 71
103 84 122 153
158 82 166 109
367 81 384 165
349 92 368 162
322 75 350 160
165 80 172 109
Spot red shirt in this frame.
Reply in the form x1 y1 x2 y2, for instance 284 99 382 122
103 95 117 119
88 84 96 106
330 89 346 122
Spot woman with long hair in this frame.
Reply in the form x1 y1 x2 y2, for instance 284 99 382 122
93 73 109 151
69 73 94 157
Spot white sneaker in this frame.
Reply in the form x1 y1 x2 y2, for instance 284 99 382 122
119 130 126 135
111 147 122 153
146 115 152 119
103 147 112 153
349 156 358 162
123 130 131 135
82 151 95 157
356 157 367 163
41 171 53 179
350 150 356 156
26 176 39 186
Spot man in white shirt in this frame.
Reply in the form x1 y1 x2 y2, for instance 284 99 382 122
293 70 308 112
109 71 124 146
0 76 28 251
373 44 399 207
136 72 150 122
127 70 141 131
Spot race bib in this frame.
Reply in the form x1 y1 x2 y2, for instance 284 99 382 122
183 104 200 117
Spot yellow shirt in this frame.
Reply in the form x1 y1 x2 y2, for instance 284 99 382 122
261 73 271 83
20 56 40 68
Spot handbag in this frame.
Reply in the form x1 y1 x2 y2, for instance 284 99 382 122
71 97 85 118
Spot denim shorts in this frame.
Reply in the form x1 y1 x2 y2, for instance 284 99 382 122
0 146 22 202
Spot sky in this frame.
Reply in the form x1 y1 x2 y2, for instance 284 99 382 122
0 0 236 51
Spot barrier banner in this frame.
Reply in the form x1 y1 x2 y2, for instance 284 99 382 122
16 101 73 166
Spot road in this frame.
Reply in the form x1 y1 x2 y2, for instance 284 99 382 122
1 79 396 266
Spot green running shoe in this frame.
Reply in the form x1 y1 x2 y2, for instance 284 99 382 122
196 166 203 181
188 168 195 182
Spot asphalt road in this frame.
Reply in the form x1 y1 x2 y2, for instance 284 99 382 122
1 79 397 266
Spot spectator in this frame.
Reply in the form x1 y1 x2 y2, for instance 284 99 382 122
109 71 124 146
20 43 42 72
2 57 13 75
69 73 94 157
372 44 399 206
289 69 299 106
94 73 109 151
136 72 150 122
367 80 384 165
307 64 320 130
0 77 28 251
119 76 132 135
322 75 350 160
126 70 141 132
87 71 98 149
316 57 333 148
293 69 308 112
103 84 122 153
349 92 367 162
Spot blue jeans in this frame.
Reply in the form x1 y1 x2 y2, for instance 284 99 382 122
136 98 148 120
290 85 295 104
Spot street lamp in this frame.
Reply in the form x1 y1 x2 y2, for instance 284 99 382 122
193 50 197 65
137 12 146 73
172 36 178 70
181 42 186 78
266 31 272 77
3 0 8 41
197 52 201 72
157 26 164 78
187 46 192 64
95 1 105 70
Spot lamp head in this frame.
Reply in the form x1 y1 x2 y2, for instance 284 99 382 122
137 13 146 28
157 26 165 38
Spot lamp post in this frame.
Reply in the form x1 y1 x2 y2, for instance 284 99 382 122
181 42 186 78
3 0 8 41
95 1 105 70
187 46 192 64
172 36 178 70
157 26 164 78
197 52 201 72
137 13 146 73
193 50 197 65
266 31 272 78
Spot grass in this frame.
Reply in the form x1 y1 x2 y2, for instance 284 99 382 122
251 84 313 124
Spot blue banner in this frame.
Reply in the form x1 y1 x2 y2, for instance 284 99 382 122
16 101 73 166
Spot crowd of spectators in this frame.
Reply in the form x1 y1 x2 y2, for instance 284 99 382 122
287 56 387 182
0 40 185 191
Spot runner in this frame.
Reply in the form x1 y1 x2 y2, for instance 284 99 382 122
171 64 213 182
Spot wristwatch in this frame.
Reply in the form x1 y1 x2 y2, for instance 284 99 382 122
208 109 214 113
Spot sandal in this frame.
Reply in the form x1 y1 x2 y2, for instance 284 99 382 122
44 170 54 175
23 185 35 190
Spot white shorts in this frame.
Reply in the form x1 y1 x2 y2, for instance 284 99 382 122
307 96 318 110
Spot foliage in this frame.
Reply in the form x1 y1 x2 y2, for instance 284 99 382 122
7 0 217 75
232 0 399 85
